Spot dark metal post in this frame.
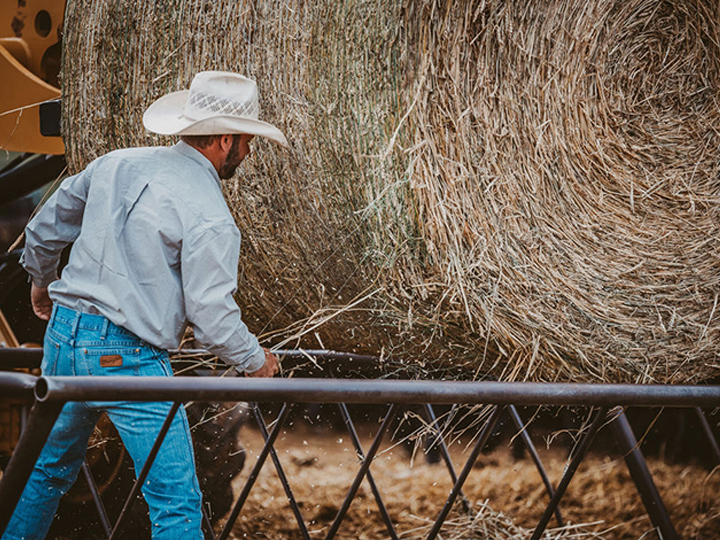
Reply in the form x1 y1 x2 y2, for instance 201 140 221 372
422 404 472 513
530 406 609 540
694 407 720 466
610 409 679 540
0 399 63 537
506 405 563 527
202 507 217 540
252 404 311 540
80 460 112 538
324 404 397 540
425 405 504 540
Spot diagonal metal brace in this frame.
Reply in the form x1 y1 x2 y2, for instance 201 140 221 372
80 459 112 538
530 406 609 540
218 403 293 540
425 405 504 540
423 403 473 514
0 399 63 537
109 401 181 540
338 402 399 540
610 409 678 540
324 403 397 540
252 403 311 540
695 407 720 466
506 405 564 527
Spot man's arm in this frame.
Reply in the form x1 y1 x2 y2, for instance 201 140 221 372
181 224 278 377
22 169 92 289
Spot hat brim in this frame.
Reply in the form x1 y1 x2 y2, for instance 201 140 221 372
143 90 289 147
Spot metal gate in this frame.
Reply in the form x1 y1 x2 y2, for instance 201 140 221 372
1 348 719 540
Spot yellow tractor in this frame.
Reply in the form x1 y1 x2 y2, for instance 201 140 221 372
0 0 63 155
0 0 66 352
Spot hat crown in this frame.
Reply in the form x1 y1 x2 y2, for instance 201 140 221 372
184 71 260 122
143 70 288 146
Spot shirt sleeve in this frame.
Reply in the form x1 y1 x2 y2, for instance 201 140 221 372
181 224 265 373
21 169 92 288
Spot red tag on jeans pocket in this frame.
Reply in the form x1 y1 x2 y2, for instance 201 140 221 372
100 355 123 367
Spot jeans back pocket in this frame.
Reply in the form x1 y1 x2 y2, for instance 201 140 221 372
41 334 61 376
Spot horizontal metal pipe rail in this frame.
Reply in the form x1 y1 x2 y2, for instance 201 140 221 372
2 370 719 540
0 371 37 401
33 375 720 407
0 347 380 371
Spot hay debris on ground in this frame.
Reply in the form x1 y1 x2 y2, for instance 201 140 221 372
228 423 720 539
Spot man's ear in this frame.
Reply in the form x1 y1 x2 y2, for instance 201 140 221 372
218 134 235 154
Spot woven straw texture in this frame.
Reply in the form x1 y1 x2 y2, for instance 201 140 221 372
61 0 720 384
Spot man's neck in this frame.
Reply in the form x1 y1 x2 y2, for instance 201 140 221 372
183 141 224 176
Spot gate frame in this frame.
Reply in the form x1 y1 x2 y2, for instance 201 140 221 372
1 354 719 539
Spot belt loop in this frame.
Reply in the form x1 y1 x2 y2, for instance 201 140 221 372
49 304 58 327
69 312 81 346
100 318 110 340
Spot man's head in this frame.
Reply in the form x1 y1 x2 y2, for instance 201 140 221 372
143 71 288 147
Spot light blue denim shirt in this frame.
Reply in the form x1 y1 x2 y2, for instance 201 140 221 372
21 141 265 373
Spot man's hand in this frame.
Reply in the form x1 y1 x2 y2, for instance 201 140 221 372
246 348 279 378
31 283 53 321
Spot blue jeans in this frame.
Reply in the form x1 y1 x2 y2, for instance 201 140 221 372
2 306 203 540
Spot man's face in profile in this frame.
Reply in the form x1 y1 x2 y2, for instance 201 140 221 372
219 134 254 180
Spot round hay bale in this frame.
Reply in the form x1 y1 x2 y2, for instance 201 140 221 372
61 0 720 384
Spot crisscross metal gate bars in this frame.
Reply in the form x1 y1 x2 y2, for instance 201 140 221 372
1 365 720 540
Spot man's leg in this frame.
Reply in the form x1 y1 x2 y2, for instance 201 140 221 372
68 311 203 540
2 402 100 540
106 400 203 540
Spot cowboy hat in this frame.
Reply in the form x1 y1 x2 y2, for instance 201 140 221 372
143 71 288 147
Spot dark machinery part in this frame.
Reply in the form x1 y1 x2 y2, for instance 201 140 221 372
0 153 65 207
39 99 61 137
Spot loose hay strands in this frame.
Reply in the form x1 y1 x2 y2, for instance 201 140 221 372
62 0 720 384
407 503 605 539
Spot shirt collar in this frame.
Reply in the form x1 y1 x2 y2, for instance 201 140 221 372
172 141 221 187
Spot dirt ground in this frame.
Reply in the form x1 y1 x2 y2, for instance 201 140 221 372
218 415 720 540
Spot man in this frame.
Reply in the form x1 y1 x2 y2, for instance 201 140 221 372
3 71 285 540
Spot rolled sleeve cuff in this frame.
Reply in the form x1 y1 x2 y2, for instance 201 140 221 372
31 274 59 289
233 343 266 374
20 252 58 288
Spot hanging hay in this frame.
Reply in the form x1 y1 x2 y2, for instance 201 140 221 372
61 0 720 384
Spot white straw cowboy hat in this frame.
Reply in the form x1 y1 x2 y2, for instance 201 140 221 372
143 71 288 147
